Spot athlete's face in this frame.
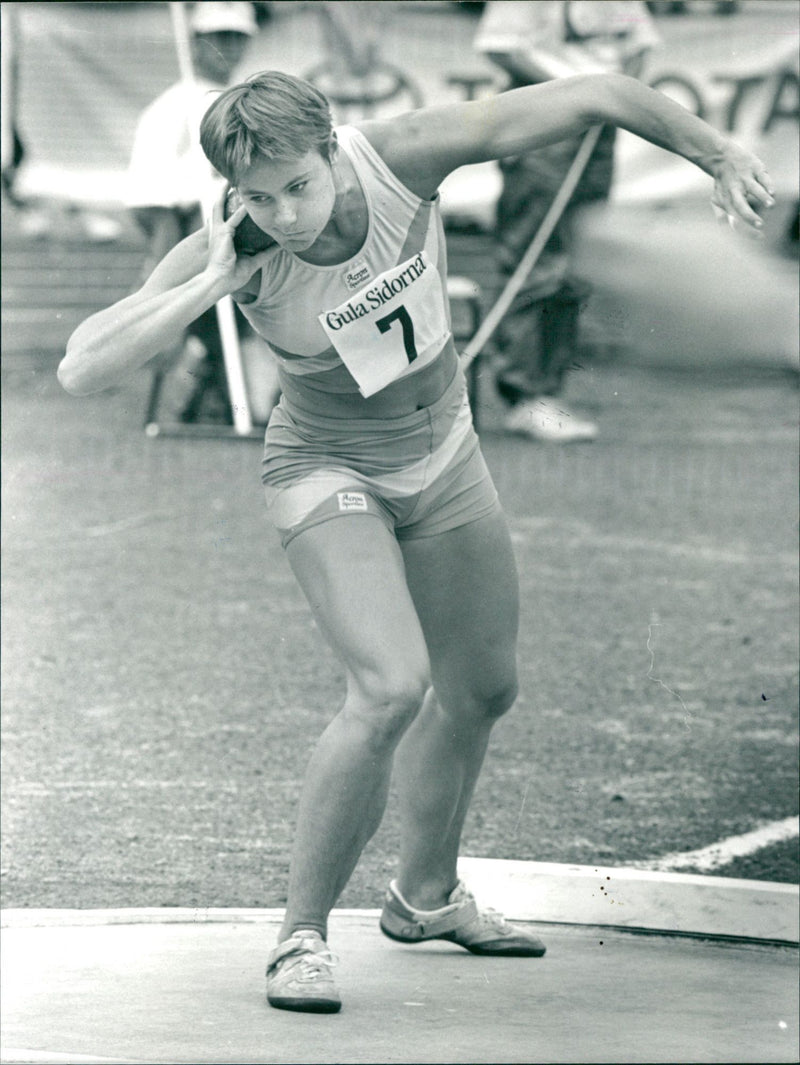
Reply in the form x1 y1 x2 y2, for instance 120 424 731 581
235 150 336 253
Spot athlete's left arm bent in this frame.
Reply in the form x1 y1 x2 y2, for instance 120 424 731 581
362 73 774 233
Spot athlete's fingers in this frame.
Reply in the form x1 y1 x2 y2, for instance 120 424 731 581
211 187 247 231
744 171 776 209
753 163 775 198
710 187 733 227
232 242 280 280
711 176 767 234
211 187 227 222
728 184 763 229
711 201 727 225
226 202 248 228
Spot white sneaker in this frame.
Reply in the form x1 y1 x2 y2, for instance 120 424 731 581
380 879 546 956
266 930 341 1013
504 397 598 442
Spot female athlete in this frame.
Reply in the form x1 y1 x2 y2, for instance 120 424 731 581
59 69 773 1014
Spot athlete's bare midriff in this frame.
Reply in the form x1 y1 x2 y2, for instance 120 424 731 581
276 338 460 420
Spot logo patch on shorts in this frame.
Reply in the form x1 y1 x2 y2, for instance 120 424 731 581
337 491 368 512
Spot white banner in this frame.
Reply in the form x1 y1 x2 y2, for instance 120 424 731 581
10 2 798 207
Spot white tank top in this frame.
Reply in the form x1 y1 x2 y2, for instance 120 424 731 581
237 125 453 398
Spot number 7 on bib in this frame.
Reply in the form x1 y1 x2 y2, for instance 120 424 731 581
318 252 450 397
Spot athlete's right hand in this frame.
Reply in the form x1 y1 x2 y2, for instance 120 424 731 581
204 188 277 292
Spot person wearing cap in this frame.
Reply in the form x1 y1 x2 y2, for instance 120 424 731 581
126 1 257 423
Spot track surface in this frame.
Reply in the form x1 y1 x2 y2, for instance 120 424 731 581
2 913 798 1064
2 353 797 909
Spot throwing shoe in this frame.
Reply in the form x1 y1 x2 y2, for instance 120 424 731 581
266 930 341 1013
379 880 546 957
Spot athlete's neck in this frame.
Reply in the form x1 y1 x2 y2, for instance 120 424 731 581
298 155 368 266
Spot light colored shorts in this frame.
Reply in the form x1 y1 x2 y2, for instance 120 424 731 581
262 369 500 548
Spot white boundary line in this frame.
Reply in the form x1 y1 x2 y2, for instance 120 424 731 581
0 1053 144 1065
2 827 796 943
3 857 798 944
456 857 798 943
637 815 799 873
0 907 377 928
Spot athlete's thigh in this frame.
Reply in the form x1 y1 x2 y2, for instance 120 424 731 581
399 508 519 703
285 514 429 694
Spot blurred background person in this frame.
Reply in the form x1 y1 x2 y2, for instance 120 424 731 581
474 1 659 442
307 2 423 122
0 2 120 242
1 4 31 220
126 0 257 424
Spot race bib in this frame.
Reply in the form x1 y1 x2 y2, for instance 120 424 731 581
318 251 450 397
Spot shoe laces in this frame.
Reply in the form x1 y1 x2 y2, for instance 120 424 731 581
282 938 338 983
472 905 513 935
447 883 509 931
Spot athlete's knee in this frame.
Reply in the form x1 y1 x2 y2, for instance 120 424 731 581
347 667 430 750
457 667 518 723
468 673 519 724
480 674 518 720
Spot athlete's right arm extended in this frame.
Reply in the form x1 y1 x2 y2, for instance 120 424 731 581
58 195 274 396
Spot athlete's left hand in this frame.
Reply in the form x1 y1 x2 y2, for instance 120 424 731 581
710 142 775 235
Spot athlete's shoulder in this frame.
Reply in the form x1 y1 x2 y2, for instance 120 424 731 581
351 116 411 164
351 116 443 201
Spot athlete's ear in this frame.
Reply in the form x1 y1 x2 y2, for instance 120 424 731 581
327 131 339 161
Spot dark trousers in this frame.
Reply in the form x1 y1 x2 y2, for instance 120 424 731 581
494 126 616 404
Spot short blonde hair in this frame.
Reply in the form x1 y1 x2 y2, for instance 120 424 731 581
200 71 334 182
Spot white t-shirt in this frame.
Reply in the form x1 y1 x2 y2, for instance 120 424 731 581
125 79 224 210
